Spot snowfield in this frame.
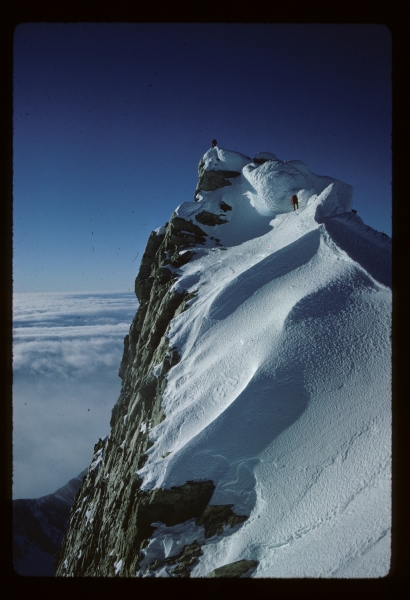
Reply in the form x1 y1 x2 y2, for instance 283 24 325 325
136 148 391 577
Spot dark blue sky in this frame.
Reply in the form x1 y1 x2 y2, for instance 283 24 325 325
13 23 392 293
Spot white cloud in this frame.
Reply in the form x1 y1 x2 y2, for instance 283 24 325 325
12 291 138 499
13 332 129 377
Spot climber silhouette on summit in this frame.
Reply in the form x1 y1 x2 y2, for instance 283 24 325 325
211 139 217 148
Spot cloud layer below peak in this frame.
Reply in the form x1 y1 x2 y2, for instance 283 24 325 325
13 291 137 499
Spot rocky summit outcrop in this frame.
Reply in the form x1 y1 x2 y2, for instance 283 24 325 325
54 163 248 578
194 154 241 201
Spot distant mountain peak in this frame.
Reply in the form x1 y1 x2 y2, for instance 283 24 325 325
13 469 87 576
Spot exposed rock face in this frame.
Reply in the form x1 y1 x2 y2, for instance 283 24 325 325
54 183 248 577
111 214 207 430
219 201 232 212
210 559 259 578
194 155 241 200
195 210 228 226
147 540 203 578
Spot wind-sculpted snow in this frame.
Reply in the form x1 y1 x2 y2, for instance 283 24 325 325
323 213 392 287
243 158 352 217
55 148 391 578
207 230 321 321
201 147 252 173
137 150 391 576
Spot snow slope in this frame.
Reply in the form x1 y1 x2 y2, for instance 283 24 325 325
137 149 391 577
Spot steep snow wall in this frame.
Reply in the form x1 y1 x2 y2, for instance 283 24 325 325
55 149 391 578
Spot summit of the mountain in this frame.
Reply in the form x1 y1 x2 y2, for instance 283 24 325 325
54 147 391 578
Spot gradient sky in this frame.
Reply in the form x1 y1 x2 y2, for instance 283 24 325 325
13 23 392 293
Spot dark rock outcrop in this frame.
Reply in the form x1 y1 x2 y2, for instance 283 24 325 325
196 504 247 538
147 540 203 578
112 212 208 429
194 156 241 200
210 559 259 578
195 210 228 226
219 201 232 212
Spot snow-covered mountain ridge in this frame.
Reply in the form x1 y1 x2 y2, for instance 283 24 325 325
55 147 391 578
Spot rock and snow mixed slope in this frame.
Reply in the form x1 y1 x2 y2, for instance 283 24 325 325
55 147 391 578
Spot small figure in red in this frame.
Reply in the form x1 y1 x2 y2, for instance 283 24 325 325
291 194 299 211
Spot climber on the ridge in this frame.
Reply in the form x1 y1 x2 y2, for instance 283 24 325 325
211 139 217 148
291 194 299 211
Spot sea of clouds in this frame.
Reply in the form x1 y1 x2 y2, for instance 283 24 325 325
13 291 138 499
